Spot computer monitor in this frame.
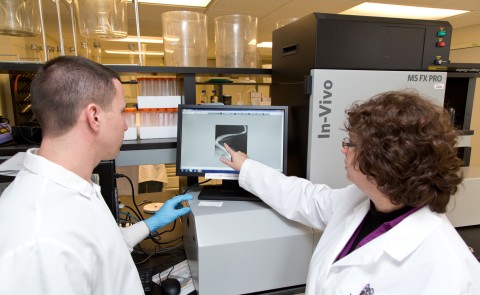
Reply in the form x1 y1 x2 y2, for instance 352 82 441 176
176 104 288 198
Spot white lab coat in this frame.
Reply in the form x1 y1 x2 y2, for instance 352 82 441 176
239 159 480 295
0 149 150 295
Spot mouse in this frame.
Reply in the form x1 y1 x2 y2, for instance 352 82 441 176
160 278 181 295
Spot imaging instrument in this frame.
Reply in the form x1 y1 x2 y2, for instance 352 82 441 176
177 105 319 294
272 13 479 227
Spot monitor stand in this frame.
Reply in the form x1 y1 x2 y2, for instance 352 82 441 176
198 179 261 202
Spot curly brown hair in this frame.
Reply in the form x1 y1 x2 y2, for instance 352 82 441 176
345 90 463 213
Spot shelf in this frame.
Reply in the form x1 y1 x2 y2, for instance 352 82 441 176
0 138 176 155
196 82 271 86
120 138 176 151
0 142 39 157
0 62 272 76
0 139 178 167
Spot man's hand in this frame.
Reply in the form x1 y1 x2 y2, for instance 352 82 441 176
144 194 192 232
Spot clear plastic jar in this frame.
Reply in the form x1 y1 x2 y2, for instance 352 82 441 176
73 0 128 39
0 0 41 37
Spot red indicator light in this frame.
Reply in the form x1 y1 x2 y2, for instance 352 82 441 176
436 41 446 48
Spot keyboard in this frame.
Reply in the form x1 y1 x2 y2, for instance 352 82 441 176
137 267 153 293
198 185 262 202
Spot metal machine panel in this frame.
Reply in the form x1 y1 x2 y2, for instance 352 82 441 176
183 189 318 295
272 13 452 83
272 13 453 179
446 166 480 227
307 69 447 188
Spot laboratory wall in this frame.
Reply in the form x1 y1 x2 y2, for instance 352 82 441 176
451 24 480 168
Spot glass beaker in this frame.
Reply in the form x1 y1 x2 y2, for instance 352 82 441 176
0 0 41 37
215 15 258 68
161 11 207 67
73 0 128 39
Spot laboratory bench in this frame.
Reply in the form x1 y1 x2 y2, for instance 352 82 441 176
132 251 306 295
123 191 308 295
132 188 480 295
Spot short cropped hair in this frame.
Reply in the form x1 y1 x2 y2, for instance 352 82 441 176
345 90 463 213
31 56 120 137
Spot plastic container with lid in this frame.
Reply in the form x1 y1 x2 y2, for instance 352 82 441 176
215 15 258 68
162 11 207 67
73 0 128 39
0 0 41 37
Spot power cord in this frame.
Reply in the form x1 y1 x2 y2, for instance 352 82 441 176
115 173 144 221
133 243 185 266
182 178 212 194
122 204 143 222
115 172 186 250
166 264 175 279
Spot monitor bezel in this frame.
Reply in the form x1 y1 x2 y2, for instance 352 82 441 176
176 104 288 177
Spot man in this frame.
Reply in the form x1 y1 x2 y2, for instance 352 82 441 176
0 56 191 295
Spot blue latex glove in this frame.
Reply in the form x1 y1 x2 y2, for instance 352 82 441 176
144 194 192 232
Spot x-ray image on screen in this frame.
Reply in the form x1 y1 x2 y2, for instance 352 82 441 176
177 105 287 177
215 125 248 160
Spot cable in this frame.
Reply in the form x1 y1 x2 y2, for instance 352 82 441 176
157 219 177 235
183 178 212 194
166 264 175 278
115 173 144 220
122 204 143 221
133 242 185 265
150 236 184 245
134 250 157 265
119 211 140 222
147 220 180 246
115 173 190 248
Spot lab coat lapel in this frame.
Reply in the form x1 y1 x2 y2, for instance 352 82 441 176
329 199 370 264
383 206 441 261
333 206 441 267
334 235 386 267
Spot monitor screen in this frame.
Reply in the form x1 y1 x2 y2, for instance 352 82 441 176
176 104 288 180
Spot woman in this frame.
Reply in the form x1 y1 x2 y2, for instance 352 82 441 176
221 90 480 294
